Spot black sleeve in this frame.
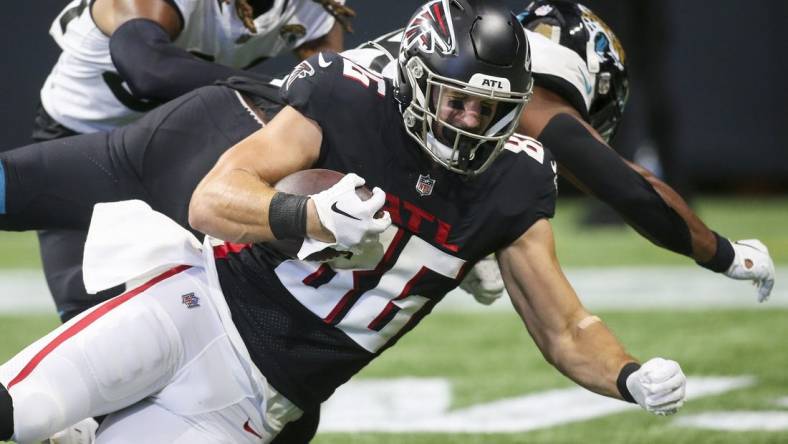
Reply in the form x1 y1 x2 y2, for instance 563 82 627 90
0 132 140 231
279 52 342 122
109 18 274 102
538 113 693 256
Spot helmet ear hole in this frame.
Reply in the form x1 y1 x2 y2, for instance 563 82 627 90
597 72 612 95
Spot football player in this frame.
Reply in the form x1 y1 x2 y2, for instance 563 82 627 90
34 0 354 325
342 0 775 305
1 1 686 441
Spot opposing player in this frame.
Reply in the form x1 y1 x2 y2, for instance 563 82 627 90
343 0 775 305
35 0 354 323
1 1 686 441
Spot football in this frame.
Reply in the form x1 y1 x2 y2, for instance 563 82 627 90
268 169 373 259
274 169 373 200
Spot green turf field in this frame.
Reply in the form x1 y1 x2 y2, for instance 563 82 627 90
1 310 786 443
1 197 786 443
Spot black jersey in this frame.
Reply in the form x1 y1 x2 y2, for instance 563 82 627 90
215 52 557 410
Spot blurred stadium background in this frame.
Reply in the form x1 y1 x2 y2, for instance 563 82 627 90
1 1 786 443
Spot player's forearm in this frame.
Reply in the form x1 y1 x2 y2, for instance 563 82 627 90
109 19 273 101
624 161 717 262
539 113 736 271
546 315 636 400
540 113 696 256
189 168 278 243
189 169 329 244
500 220 637 400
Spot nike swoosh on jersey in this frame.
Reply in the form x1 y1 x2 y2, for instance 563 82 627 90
243 420 263 439
331 202 361 220
319 53 333 68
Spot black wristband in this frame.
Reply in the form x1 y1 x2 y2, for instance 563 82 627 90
268 192 309 240
616 362 641 404
696 231 735 273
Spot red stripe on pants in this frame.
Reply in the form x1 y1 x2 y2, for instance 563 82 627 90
7 265 192 389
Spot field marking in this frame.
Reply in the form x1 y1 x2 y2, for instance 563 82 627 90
674 411 788 431
0 270 54 314
1 266 787 314
776 397 788 408
319 376 754 433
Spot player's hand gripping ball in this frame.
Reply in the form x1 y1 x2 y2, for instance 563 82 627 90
269 169 389 260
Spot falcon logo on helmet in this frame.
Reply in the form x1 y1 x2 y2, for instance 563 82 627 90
397 0 534 177
402 0 456 55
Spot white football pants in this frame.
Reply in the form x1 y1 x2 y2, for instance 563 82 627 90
0 266 298 443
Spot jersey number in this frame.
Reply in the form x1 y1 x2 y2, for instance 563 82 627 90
342 59 387 97
505 133 545 164
275 227 464 352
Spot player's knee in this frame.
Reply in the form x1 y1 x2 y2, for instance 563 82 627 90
0 382 13 441
79 301 182 402
9 390 65 443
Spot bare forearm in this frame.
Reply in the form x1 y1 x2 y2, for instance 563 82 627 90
548 315 636 399
500 220 635 400
189 168 278 243
189 168 328 244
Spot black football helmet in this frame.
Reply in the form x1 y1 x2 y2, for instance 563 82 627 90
517 1 629 142
397 0 534 176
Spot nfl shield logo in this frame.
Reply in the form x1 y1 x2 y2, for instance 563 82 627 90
181 293 200 309
415 174 436 196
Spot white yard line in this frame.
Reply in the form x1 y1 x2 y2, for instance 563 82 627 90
673 411 788 432
438 265 788 312
319 376 754 433
0 266 786 314
0 269 55 314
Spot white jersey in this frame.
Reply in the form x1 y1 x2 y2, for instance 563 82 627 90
42 0 339 133
343 28 595 115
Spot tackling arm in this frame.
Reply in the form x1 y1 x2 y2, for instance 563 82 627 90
520 87 775 300
93 0 274 102
520 87 712 259
498 219 685 413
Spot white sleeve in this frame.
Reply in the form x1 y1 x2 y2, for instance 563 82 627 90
527 29 594 114
290 0 344 47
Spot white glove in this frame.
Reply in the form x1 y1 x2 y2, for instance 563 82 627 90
47 418 99 444
460 255 504 305
626 358 686 416
309 173 391 250
724 239 775 302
